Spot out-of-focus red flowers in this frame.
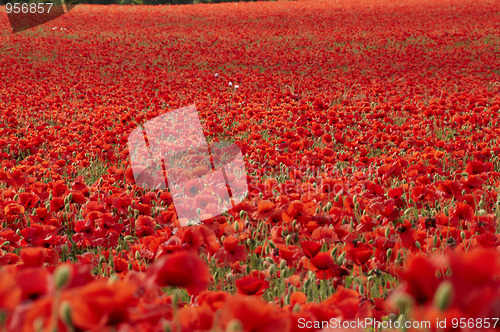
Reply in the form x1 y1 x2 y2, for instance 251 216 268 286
0 0 499 329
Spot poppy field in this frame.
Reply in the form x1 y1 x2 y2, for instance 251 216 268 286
0 0 499 331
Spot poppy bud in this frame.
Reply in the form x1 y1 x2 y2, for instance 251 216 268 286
268 241 276 249
163 322 173 332
48 193 53 201
353 195 357 204
331 247 337 257
433 281 454 311
135 251 141 260
239 210 245 219
54 265 72 290
59 301 72 327
326 201 332 211
387 248 392 260
269 264 276 275
477 209 486 216
415 241 421 250
234 222 239 232
280 260 287 270
393 292 414 312
337 251 346 265
226 319 243 332
13 194 19 201
124 235 134 242
293 303 301 312
385 227 390 238
460 231 466 240
334 195 339 202
433 235 438 246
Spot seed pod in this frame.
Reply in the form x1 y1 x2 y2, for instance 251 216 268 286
54 265 72 290
59 301 72 327
337 251 346 265
433 281 454 311
387 248 393 260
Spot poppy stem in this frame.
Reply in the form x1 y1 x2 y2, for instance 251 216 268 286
49 289 62 332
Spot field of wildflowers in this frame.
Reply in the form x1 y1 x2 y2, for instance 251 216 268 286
0 0 499 330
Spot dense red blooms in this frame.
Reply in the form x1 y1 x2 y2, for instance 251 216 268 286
0 0 499 329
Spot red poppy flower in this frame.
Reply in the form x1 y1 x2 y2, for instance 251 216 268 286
20 247 45 267
236 275 269 296
300 240 322 259
135 215 156 237
151 251 209 296
220 294 291 332
344 241 374 266
398 255 441 304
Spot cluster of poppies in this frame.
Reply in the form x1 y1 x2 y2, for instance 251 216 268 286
0 0 499 330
